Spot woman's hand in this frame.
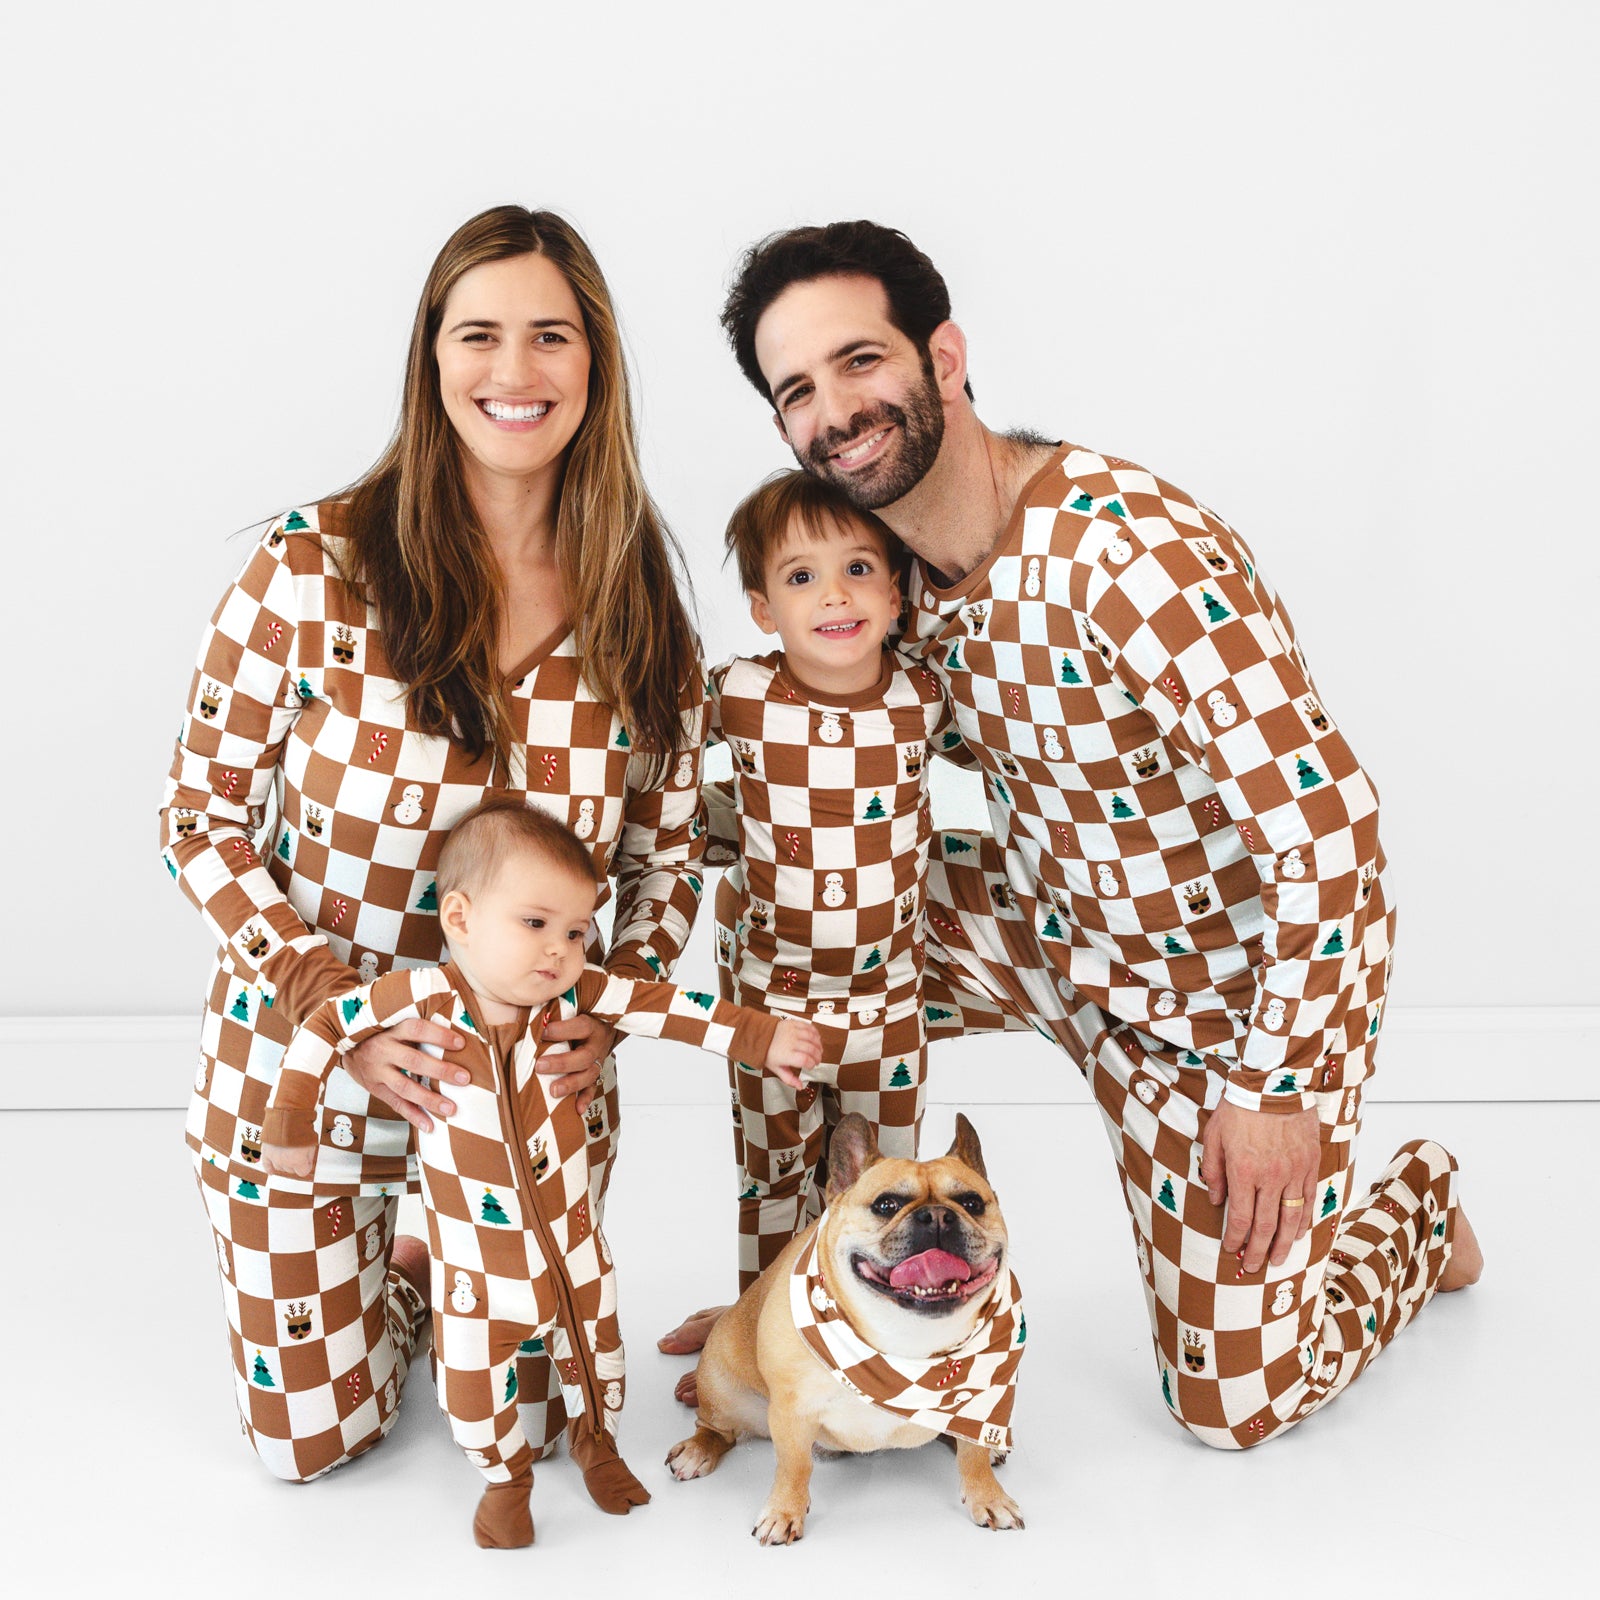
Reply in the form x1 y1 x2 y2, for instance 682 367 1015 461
340 1016 468 1133
535 1013 618 1112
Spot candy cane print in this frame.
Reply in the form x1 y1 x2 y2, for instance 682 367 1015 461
1162 674 1186 711
329 898 348 928
326 1201 344 1237
221 769 240 798
1237 821 1257 851
784 830 800 860
263 620 282 651
541 752 558 786
366 730 388 765
1203 797 1222 828
1007 685 1021 716
345 1372 362 1405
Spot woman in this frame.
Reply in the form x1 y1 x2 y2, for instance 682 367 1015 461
162 206 704 1489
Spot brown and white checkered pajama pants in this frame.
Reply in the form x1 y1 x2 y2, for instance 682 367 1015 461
921 830 1458 1449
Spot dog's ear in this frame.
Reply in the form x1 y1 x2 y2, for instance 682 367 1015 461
825 1114 880 1201
945 1113 987 1180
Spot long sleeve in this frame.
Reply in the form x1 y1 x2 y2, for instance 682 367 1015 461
159 522 359 1024
262 966 456 1146
1075 504 1381 1113
605 670 709 982
572 965 778 1065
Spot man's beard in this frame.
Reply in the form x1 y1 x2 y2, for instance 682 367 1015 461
799 363 944 510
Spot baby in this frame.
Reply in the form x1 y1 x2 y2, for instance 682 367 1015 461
700 471 955 1291
263 797 818 1547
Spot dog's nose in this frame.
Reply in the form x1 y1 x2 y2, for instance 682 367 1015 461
912 1205 959 1243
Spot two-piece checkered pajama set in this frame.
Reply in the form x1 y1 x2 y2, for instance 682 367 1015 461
893 444 1457 1448
263 962 776 1492
162 502 705 1480
707 651 950 1288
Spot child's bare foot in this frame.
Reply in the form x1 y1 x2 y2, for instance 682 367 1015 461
656 1305 728 1355
390 1235 430 1300
1439 1202 1483 1291
674 1369 699 1409
567 1419 651 1513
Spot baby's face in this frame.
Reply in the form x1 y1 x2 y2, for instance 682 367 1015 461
448 852 595 1014
749 513 900 695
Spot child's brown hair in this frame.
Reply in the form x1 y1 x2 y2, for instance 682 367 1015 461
724 470 902 595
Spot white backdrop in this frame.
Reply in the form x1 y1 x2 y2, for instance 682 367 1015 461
3 1 1595 1037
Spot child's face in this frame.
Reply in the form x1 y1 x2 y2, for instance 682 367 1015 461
749 512 900 694
441 851 595 1020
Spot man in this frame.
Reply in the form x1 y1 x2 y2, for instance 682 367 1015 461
665 221 1480 1447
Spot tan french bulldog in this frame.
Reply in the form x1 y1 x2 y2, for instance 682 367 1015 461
666 1113 1024 1544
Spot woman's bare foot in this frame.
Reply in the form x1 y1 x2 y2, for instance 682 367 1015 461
1439 1203 1483 1291
656 1305 729 1356
674 1369 700 1409
390 1235 430 1300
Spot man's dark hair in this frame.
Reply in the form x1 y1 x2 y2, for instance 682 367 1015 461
721 220 974 404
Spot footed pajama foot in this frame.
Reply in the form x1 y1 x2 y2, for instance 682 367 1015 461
567 1418 651 1513
473 1473 535 1548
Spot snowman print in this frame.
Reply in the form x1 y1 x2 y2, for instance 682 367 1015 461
451 1272 478 1314
1205 690 1237 728
1153 989 1178 1018
1317 1358 1339 1385
815 1001 836 1018
821 873 848 908
215 1236 232 1278
810 1283 835 1313
859 1007 880 1026
1342 1088 1358 1122
1042 728 1064 761
604 1380 623 1411
362 1223 383 1262
465 1449 490 1467
673 752 695 788
382 1377 396 1414
1134 1078 1158 1106
1024 557 1042 598
357 952 379 985
574 798 596 840
1271 1282 1296 1317
1279 848 1306 880
631 899 655 926
1136 1236 1150 1277
1103 531 1133 565
817 711 843 745
1096 863 1121 898
1262 998 1287 1033
194 1053 209 1093
329 1114 356 1149
392 784 425 825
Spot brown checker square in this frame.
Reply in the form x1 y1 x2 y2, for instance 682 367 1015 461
269 1246 323 1302
299 749 349 813
281 1337 334 1392
246 1388 291 1440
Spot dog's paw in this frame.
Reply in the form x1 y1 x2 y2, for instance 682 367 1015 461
963 1487 1024 1531
752 1501 808 1545
665 1435 722 1480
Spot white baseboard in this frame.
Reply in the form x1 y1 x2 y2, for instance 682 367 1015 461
1 1007 1594 1111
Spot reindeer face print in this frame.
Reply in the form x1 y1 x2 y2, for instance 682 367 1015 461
283 1301 313 1341
197 681 224 721
331 625 357 665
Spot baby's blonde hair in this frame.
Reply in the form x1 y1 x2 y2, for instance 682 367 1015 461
437 797 599 901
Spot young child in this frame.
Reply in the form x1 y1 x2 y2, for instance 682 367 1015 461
703 471 956 1292
261 798 819 1548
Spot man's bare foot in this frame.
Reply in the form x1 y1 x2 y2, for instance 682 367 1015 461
656 1305 729 1356
390 1235 430 1300
1439 1203 1483 1291
674 1369 699 1409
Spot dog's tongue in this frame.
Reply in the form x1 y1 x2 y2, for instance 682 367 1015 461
888 1249 972 1290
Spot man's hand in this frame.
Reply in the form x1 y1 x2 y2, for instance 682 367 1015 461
763 1017 824 1089
341 1017 468 1133
1200 1100 1321 1273
536 1013 618 1113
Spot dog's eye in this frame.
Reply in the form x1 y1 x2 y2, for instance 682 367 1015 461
871 1194 903 1218
956 1192 986 1217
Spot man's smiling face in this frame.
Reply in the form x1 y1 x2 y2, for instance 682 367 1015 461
754 273 945 511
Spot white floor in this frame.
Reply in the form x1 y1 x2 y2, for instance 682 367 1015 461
2 1099 1588 1599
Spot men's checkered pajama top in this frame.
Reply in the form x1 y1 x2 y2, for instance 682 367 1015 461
263 961 775 1484
905 445 1392 1108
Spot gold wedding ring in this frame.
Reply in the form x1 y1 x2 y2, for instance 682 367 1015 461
1281 1197 1306 1208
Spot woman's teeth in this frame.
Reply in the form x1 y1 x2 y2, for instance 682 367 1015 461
482 400 550 421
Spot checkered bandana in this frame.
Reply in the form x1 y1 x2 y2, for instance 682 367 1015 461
789 1219 1026 1451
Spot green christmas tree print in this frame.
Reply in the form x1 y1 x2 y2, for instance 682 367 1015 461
1017 1313 1027 1344
862 792 886 821
643 953 663 975
615 727 631 748
925 1004 954 1023
1433 1220 1446 1238
1162 1366 1174 1407
1320 1183 1338 1218
251 1350 275 1388
739 1182 759 1201
1111 794 1135 819
1201 590 1231 624
230 989 250 1021
165 855 178 879
237 1179 260 1200
518 1337 544 1356
861 946 883 971
946 640 964 671
1365 1313 1377 1335
682 990 715 1010
481 1190 510 1226
295 674 313 700
1271 1073 1298 1094
992 775 1011 805
889 1062 912 1088
459 1008 476 1032
1320 928 1346 956
504 1364 518 1403
1060 653 1082 686
415 880 438 911
277 829 291 861
1041 910 1064 939
340 996 364 1024
1183 1051 1203 1067
942 834 974 855
1157 1175 1177 1212
1105 498 1126 519
1164 934 1188 955
283 510 309 533
1071 492 1095 512
943 730 964 749
1295 755 1324 790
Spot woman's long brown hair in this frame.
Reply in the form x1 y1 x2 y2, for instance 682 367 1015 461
339 206 697 784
